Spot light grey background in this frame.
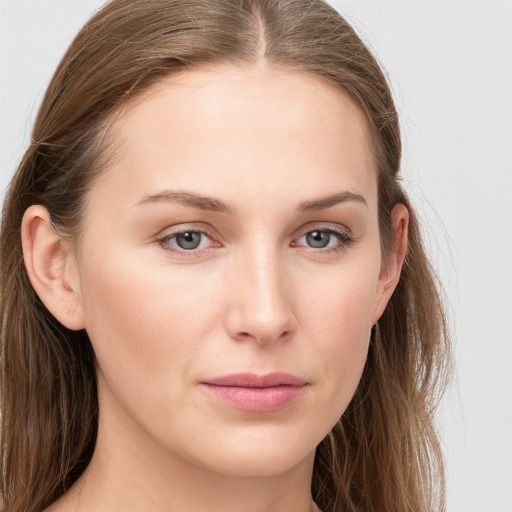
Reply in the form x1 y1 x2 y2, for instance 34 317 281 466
1 1 511 511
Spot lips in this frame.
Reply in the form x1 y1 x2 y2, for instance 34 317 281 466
201 372 307 412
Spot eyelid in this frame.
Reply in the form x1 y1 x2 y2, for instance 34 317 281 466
294 222 352 241
158 223 216 239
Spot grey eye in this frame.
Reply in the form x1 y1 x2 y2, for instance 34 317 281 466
305 230 331 248
175 231 203 250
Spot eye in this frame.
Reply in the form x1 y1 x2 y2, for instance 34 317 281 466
293 228 353 252
174 231 204 250
157 228 218 254
305 230 332 248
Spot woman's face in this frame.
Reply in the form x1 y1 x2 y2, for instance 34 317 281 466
72 65 398 477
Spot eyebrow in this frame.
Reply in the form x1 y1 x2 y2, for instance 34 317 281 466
137 190 235 214
136 189 367 214
296 191 367 213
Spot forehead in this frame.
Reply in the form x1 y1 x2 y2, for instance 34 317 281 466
90 65 377 214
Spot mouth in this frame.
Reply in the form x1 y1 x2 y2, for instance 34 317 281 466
200 372 308 412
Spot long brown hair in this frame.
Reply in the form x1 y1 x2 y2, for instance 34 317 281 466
0 1 451 511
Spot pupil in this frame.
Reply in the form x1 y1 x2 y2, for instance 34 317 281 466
306 230 330 248
177 232 201 249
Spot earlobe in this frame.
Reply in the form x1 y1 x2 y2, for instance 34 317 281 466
371 203 409 325
21 205 85 330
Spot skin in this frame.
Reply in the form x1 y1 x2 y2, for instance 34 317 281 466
22 64 408 512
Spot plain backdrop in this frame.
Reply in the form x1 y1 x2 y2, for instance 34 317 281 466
1 1 511 511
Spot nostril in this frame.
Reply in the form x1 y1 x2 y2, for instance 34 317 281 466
257 329 291 345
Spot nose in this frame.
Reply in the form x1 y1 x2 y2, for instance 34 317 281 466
224 245 296 345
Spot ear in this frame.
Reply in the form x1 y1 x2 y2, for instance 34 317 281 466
371 203 409 325
21 205 85 330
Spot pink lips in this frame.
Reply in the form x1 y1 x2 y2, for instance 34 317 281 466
201 372 307 412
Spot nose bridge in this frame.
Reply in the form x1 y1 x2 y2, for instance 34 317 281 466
226 239 295 344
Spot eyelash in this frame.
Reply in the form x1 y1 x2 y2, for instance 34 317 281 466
156 226 354 256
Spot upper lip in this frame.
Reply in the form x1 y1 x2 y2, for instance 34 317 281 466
202 372 307 388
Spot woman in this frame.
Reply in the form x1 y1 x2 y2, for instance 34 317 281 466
0 0 450 511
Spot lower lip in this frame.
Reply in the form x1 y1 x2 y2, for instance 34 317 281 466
201 384 306 412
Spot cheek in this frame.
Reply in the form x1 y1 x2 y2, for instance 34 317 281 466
299 256 379 348
79 247 221 404
296 261 379 419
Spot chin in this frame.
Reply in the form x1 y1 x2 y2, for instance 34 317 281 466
177 421 325 478
200 445 315 478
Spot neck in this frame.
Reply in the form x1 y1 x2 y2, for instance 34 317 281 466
58 381 317 512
